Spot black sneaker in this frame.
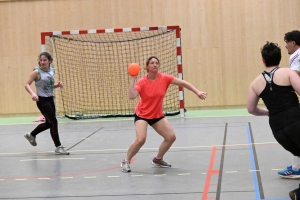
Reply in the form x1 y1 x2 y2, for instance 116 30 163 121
152 157 171 167
289 186 300 200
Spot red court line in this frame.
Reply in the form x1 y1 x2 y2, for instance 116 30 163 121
202 146 219 200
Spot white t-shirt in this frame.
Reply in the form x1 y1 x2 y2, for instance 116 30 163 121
289 48 300 72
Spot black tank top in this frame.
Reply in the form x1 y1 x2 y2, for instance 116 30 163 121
259 67 300 131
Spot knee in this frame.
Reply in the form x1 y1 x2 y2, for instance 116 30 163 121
135 137 146 146
166 134 176 143
290 148 300 157
44 121 51 128
51 118 58 125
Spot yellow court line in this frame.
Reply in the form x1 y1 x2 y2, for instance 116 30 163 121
61 177 73 179
225 171 237 173
84 176 96 179
0 142 279 155
131 175 143 177
38 178 50 180
68 142 278 152
249 170 261 172
15 179 27 180
178 173 190 176
20 158 85 161
108 176 120 178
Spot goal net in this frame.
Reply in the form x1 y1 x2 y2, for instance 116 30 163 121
41 26 184 119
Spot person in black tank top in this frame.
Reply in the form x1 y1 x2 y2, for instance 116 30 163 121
247 42 300 199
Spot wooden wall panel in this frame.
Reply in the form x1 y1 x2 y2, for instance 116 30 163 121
184 48 222 108
0 0 299 116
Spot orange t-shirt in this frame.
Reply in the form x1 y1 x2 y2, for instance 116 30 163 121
134 73 174 119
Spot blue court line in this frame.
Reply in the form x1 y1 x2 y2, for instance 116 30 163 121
246 126 290 200
248 199 290 200
247 126 261 200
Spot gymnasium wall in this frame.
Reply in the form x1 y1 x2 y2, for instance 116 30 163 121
0 0 299 116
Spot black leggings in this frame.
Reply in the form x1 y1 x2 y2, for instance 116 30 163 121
273 120 300 156
31 96 61 147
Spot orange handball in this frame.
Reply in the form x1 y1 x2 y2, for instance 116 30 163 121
128 63 141 76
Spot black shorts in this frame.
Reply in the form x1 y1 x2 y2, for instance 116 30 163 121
134 114 164 126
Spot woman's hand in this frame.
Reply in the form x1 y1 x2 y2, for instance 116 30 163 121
197 91 207 100
55 82 63 88
31 93 39 101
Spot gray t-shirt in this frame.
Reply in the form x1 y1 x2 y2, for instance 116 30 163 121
34 67 55 97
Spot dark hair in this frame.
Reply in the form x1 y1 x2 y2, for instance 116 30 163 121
38 52 53 67
261 42 281 67
146 56 160 65
145 56 160 72
284 30 300 45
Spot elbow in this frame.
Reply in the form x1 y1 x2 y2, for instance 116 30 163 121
128 94 136 100
248 110 255 115
247 106 255 115
128 91 138 100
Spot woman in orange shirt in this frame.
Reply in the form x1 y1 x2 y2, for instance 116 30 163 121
121 56 207 172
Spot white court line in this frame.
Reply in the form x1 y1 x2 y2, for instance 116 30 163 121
154 174 166 176
1 169 288 182
0 113 254 127
225 171 237 173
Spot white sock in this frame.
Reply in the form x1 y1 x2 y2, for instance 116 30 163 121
292 156 300 171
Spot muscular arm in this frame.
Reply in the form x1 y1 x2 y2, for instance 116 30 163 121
290 69 300 95
292 69 300 76
247 83 268 116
